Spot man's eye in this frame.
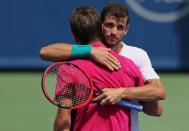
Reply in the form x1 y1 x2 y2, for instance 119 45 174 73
117 25 125 31
105 23 114 28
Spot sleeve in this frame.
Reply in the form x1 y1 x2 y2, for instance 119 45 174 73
138 50 159 81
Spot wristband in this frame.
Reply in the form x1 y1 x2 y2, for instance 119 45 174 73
71 44 92 58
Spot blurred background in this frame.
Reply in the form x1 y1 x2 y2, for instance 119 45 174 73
0 0 188 131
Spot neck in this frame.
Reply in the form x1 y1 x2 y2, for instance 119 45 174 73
89 37 102 44
111 42 123 53
90 38 106 47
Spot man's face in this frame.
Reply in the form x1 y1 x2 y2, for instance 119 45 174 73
101 15 128 47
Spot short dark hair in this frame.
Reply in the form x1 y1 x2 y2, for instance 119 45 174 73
70 6 102 44
101 2 130 25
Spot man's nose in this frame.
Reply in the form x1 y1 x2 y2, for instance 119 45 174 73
111 27 118 36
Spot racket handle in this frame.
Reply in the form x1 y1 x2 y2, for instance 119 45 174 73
117 100 143 112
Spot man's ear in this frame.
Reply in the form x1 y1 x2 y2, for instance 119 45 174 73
101 23 105 32
124 26 129 35
124 30 128 35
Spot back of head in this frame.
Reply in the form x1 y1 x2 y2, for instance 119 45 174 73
70 6 102 44
101 2 130 25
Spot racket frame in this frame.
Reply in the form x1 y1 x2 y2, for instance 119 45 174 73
41 62 94 109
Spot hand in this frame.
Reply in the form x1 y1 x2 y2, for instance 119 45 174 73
93 88 125 106
91 47 121 71
59 98 73 108
55 96 73 108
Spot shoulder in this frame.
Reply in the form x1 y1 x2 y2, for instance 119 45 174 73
120 42 149 65
121 42 148 56
120 42 159 80
117 53 142 75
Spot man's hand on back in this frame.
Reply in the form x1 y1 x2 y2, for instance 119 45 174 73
93 88 125 105
91 47 121 71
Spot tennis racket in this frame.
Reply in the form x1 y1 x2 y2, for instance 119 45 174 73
41 62 143 111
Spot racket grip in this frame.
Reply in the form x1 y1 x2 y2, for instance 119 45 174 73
117 100 143 112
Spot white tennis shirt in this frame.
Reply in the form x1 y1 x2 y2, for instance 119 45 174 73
120 42 159 81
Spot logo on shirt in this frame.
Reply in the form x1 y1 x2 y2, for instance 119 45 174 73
125 0 189 23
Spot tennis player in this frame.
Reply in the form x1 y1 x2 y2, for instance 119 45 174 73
49 5 163 131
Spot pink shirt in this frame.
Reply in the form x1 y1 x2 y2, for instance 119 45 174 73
70 42 144 131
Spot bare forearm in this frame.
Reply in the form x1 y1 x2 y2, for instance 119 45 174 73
121 79 166 102
40 43 121 71
40 43 72 62
122 86 161 102
54 108 71 131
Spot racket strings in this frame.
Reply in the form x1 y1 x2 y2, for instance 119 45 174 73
46 63 92 109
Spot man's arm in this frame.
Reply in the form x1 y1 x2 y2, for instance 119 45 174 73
54 108 71 131
93 79 165 104
40 43 72 62
121 79 166 102
40 43 120 70
92 83 164 116
54 99 72 131
92 79 165 116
